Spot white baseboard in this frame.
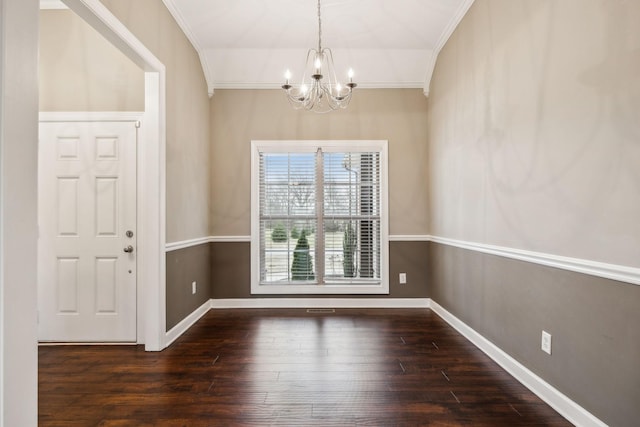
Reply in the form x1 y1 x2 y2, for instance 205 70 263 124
209 298 430 309
164 299 212 347
429 300 607 427
163 298 429 346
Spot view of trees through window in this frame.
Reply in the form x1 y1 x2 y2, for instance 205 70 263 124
259 149 381 285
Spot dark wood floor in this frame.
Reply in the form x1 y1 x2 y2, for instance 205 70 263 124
39 309 571 426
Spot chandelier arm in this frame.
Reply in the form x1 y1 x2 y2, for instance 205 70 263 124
304 48 316 83
323 48 339 92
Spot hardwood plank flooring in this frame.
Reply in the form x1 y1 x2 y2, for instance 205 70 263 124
39 309 572 426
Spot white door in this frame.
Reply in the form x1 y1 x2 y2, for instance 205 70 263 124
38 120 137 342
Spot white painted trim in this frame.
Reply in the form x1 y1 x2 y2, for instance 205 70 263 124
433 0 476 58
166 233 640 289
430 235 640 286
250 140 390 296
63 0 167 351
165 237 211 252
423 52 438 97
40 0 68 10
389 235 430 242
210 298 430 309
39 111 144 122
164 298 429 345
198 51 215 97
423 0 475 96
429 300 607 427
161 0 214 97
160 0 202 57
167 234 432 249
64 1 164 71
164 299 212 347
211 81 425 91
163 235 256 251
38 342 137 346
210 235 251 243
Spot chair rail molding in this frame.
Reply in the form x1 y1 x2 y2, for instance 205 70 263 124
429 235 640 286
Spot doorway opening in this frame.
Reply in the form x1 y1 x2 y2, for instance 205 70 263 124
38 0 166 351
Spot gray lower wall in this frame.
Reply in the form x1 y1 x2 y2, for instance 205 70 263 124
166 244 212 330
429 242 640 427
210 241 429 299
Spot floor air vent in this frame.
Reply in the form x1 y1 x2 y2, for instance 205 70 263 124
306 308 336 314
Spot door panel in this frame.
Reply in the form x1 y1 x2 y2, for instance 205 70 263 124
38 121 137 342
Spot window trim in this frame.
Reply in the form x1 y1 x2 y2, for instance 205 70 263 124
251 140 389 295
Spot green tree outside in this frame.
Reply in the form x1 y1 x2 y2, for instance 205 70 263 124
291 231 314 280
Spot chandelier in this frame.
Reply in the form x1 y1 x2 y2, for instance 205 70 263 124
281 0 357 113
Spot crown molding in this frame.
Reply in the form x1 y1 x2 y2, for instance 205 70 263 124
162 0 215 97
209 81 425 91
161 0 201 51
40 0 68 9
423 0 475 96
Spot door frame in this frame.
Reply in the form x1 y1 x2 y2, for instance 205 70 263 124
61 0 167 351
39 111 144 342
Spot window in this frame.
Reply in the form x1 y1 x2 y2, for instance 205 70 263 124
251 140 389 294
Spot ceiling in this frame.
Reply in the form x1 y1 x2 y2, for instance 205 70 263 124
43 0 475 96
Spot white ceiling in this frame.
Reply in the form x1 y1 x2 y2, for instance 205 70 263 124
43 0 475 96
163 0 475 95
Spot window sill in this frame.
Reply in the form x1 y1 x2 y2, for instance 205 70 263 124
251 282 390 295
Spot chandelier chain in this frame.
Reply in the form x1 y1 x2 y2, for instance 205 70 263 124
317 0 322 52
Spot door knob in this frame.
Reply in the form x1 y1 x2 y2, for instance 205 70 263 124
123 245 134 253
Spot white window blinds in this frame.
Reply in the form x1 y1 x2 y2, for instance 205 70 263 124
322 151 381 283
259 152 317 283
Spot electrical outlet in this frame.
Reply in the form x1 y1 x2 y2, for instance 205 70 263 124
541 331 552 355
192 281 197 295
399 273 407 284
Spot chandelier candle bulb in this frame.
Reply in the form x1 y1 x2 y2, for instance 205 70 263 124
282 69 292 90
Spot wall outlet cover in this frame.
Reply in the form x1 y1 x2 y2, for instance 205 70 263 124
541 330 552 355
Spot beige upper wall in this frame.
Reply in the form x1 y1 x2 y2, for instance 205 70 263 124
428 0 640 267
91 0 210 243
210 89 429 237
39 10 145 112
